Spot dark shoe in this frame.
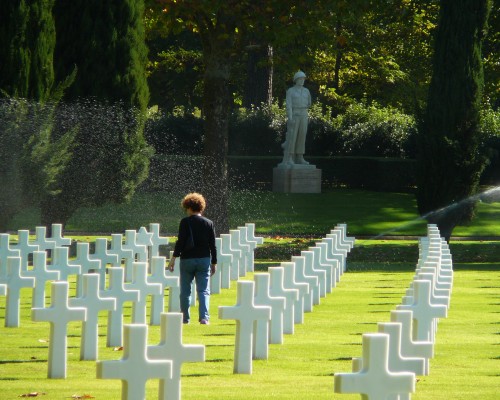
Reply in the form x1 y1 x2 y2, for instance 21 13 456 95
200 319 209 325
183 320 189 324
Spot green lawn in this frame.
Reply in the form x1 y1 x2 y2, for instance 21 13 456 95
2 188 499 398
0 262 498 399
6 188 500 237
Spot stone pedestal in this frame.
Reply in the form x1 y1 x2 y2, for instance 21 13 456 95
272 165 321 193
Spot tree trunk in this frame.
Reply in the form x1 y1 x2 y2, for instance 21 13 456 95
201 53 231 234
416 0 491 240
242 43 273 108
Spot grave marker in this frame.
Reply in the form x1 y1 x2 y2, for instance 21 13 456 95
254 273 286 345
219 281 271 374
291 255 320 306
109 234 135 282
300 250 327 297
215 237 233 290
31 281 87 378
334 333 415 400
396 279 447 342
4 257 35 327
308 246 334 292
148 313 205 400
377 322 426 376
149 223 170 258
90 238 120 290
148 256 179 325
97 324 172 400
73 242 102 297
101 267 140 347
69 274 116 360
33 226 57 252
11 230 39 271
268 267 299 334
125 262 162 324
220 234 242 281
49 246 81 283
390 310 433 375
0 233 20 278
281 261 310 320
25 251 60 308
230 229 251 277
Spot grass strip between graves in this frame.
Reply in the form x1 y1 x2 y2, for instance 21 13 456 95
0 262 498 399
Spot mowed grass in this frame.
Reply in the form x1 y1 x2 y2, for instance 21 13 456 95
0 263 498 399
7 188 500 237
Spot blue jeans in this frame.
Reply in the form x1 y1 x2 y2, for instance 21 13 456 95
179 257 211 323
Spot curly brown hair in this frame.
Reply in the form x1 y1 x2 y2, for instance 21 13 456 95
181 192 206 213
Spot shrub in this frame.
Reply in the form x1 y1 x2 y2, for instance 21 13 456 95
336 102 417 158
144 107 203 155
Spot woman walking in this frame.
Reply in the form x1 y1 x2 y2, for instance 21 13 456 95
168 193 217 324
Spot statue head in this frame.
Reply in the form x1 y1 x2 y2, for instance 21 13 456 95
293 71 306 82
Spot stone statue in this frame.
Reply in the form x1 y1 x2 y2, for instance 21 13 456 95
280 71 312 167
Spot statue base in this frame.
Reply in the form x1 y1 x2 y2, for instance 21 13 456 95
272 165 322 193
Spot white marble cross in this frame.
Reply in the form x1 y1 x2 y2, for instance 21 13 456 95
97 324 172 400
337 223 355 250
377 322 426 376
315 242 341 283
397 279 447 342
50 224 72 247
237 226 257 272
0 233 20 278
125 262 162 324
245 223 264 245
334 333 415 400
148 256 179 325
109 234 135 281
25 251 60 308
33 226 57 252
230 229 251 277
124 230 148 262
390 310 433 375
300 250 327 297
254 273 286 346
3 257 35 327
74 242 102 297
100 267 140 347
324 233 347 272
11 230 39 271
31 281 87 378
220 233 242 281
308 246 334 292
69 274 116 360
268 267 299 335
148 223 170 258
281 261 310 320
215 237 233 290
148 313 205 400
90 238 120 290
291 255 320 306
219 280 271 374
49 246 81 283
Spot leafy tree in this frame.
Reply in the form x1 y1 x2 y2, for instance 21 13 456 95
0 0 75 231
47 0 153 226
416 0 492 240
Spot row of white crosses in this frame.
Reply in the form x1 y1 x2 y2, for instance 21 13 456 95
0 223 170 328
334 224 453 400
218 224 355 374
0 222 264 400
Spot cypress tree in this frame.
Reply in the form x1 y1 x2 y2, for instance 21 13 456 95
44 0 152 226
416 0 492 240
0 0 74 231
